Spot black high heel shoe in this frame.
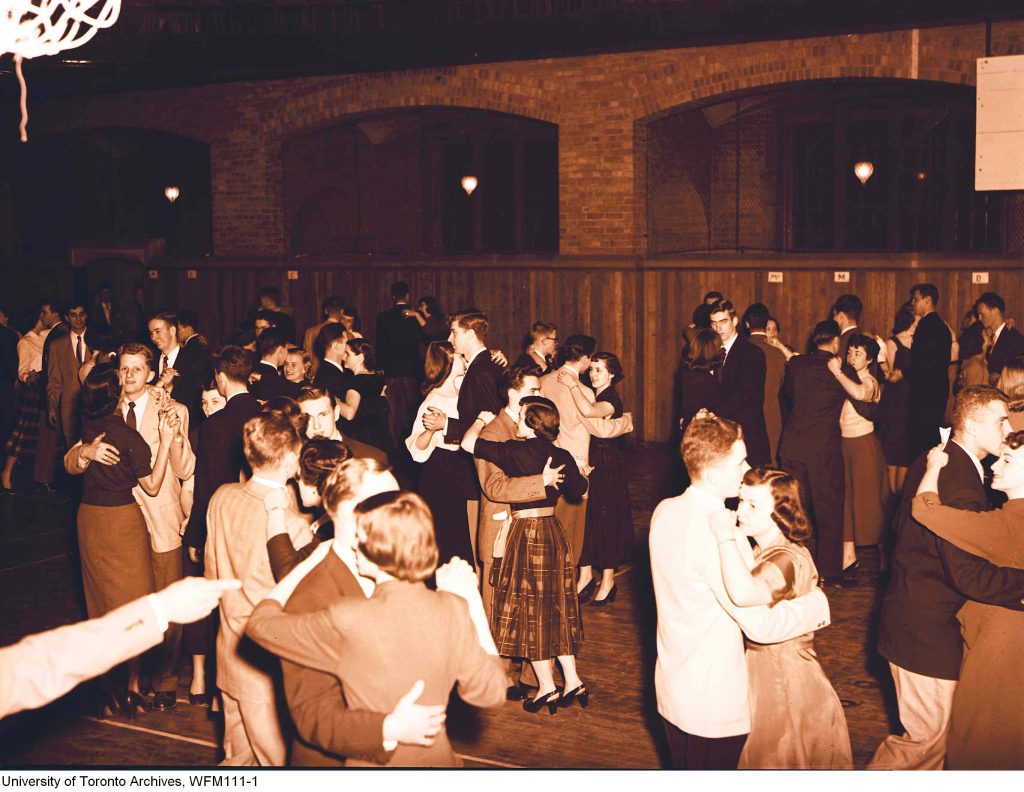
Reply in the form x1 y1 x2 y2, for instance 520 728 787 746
839 561 860 588
188 692 212 707
577 578 597 604
121 690 152 719
591 583 617 606
522 689 560 715
94 690 122 719
558 683 590 709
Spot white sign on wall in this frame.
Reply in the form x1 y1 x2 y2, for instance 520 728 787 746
976 55 1024 191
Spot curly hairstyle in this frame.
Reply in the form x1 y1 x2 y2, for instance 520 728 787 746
519 395 560 441
591 351 624 383
1004 429 1024 451
741 466 812 544
299 438 351 493
346 338 377 372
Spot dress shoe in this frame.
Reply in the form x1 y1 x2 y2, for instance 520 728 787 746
840 561 860 588
591 583 617 606
577 578 597 604
522 689 560 715
558 683 590 710
506 682 537 702
151 691 177 711
121 690 152 718
188 692 211 707
95 690 122 719
30 484 65 502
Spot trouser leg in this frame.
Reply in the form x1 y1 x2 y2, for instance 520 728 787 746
867 662 957 770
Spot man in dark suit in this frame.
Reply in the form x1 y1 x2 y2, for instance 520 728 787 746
150 311 211 427
265 459 442 765
777 320 846 580
975 292 1024 385
513 321 558 375
312 323 351 405
296 387 389 466
89 282 124 341
832 293 863 362
742 303 786 462
181 346 261 563
435 311 505 447
375 281 422 454
424 310 504 563
872 385 1024 769
251 327 299 401
708 299 770 466
907 283 952 461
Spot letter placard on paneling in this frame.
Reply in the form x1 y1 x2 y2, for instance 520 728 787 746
767 272 784 283
976 55 1024 191
834 271 850 283
973 272 990 285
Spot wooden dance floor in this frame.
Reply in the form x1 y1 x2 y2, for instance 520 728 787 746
0 445 896 769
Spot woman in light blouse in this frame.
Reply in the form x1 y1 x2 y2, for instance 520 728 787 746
827 334 889 583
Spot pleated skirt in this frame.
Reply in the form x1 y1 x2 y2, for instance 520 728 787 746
78 502 156 619
3 379 43 458
490 516 583 660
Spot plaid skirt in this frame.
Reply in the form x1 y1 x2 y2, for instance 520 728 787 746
490 515 583 660
3 378 43 458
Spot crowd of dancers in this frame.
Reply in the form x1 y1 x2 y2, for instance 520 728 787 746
1 278 1023 770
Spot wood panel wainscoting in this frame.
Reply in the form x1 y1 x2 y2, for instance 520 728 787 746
7 252 1021 443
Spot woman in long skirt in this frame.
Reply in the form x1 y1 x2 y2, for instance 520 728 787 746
74 362 174 714
461 397 589 714
712 467 852 769
828 334 890 583
557 352 632 604
406 341 477 563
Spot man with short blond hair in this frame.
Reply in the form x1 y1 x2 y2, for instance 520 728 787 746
64 342 195 710
205 411 312 766
651 411 830 769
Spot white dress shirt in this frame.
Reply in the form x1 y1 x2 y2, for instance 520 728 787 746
69 330 88 366
121 389 150 427
649 484 831 737
16 329 47 381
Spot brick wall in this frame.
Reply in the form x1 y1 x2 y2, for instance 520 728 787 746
16 21 1024 257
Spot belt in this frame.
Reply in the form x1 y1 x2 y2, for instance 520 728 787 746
745 635 815 653
511 507 554 519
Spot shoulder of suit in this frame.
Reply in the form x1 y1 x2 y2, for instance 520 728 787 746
479 415 512 440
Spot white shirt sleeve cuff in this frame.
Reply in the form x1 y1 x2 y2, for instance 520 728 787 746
146 593 170 633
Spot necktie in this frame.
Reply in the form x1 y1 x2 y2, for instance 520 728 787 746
161 355 169 376
76 335 83 366
126 401 137 431
715 348 727 382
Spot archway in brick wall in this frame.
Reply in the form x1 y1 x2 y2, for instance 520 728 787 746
5 127 211 260
637 78 1010 256
282 106 558 256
